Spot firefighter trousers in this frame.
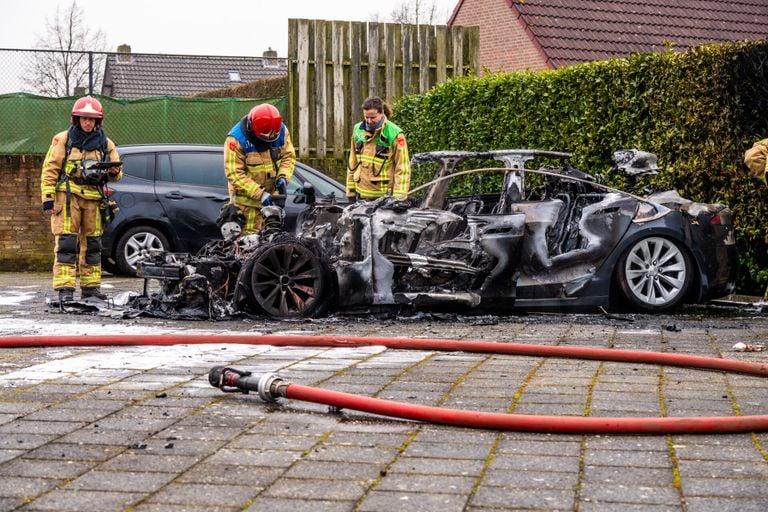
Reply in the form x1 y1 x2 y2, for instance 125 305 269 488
50 191 103 290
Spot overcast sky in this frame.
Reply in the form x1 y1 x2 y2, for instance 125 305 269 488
0 0 460 56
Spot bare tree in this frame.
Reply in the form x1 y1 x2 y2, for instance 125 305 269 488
23 1 108 97
370 0 450 25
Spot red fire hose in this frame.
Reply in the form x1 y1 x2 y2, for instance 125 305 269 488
3 333 768 434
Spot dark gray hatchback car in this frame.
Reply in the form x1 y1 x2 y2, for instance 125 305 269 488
103 144 346 276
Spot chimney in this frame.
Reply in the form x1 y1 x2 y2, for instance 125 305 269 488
117 44 132 64
263 47 277 58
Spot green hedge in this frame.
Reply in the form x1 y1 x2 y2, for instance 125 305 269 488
393 39 768 295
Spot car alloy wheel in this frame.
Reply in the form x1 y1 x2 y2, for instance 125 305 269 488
248 237 330 318
116 226 170 276
618 236 692 311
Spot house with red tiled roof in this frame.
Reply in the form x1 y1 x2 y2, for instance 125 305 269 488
448 0 768 72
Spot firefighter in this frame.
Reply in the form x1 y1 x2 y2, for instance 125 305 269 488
346 96 411 201
41 96 122 303
223 103 296 234
744 138 768 185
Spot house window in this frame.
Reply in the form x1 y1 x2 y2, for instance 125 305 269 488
228 70 241 82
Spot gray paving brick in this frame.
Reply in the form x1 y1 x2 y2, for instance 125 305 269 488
98 452 201 473
263 477 368 500
205 448 303 467
375 473 476 494
0 458 93 479
389 456 486 476
585 448 673 467
0 433 55 450
23 442 124 462
145 483 257 507
681 477 768 498
0 476 61 498
285 460 384 481
684 496 768 512
243 497 354 512
133 504 240 512
177 463 283 486
403 440 493 459
22 490 142 511
582 466 675 485
0 498 23 512
307 444 398 464
481 469 578 488
358 490 467 512
228 433 321 451
0 449 23 464
470 486 575 509
579 481 681 505
578 502 679 512
676 460 768 478
67 470 176 493
487 453 582 473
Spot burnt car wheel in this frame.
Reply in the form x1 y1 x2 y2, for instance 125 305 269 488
116 226 170 277
617 236 693 312
247 237 331 319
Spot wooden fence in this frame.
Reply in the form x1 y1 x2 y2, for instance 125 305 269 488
287 19 480 163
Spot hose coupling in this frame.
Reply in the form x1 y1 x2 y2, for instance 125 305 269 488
258 373 286 402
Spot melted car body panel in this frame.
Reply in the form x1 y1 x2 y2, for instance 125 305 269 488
131 148 737 318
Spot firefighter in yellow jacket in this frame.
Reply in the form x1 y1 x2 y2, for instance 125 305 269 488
40 96 122 303
347 96 411 200
744 138 768 185
224 103 296 234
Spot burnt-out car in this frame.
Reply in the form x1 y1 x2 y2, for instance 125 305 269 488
136 149 736 319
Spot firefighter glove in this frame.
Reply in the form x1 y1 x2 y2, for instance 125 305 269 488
261 191 273 206
276 177 287 194
42 200 54 212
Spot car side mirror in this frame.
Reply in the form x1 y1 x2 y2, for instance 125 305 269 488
301 182 316 205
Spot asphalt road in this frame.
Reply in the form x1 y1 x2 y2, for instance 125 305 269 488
1 272 768 511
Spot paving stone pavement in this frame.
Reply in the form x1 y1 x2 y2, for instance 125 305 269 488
0 272 767 511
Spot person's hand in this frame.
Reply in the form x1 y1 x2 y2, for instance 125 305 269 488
107 167 121 177
346 192 358 202
276 177 287 194
261 192 273 206
42 200 54 215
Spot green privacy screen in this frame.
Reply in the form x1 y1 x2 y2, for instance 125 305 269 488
0 93 287 154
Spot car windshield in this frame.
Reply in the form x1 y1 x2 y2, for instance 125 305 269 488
292 167 341 198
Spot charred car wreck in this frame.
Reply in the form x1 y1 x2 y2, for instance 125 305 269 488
132 149 736 320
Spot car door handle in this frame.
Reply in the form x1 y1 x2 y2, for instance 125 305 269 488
165 191 185 200
205 196 228 202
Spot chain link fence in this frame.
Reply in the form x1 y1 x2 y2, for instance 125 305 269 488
0 48 286 154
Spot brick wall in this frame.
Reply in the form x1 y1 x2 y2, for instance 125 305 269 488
452 0 550 72
0 155 53 271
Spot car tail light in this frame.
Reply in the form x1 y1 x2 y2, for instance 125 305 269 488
709 208 736 245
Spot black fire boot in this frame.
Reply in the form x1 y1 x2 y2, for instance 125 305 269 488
81 287 108 300
58 287 75 303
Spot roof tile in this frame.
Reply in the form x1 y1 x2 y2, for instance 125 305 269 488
102 53 287 99
509 0 768 67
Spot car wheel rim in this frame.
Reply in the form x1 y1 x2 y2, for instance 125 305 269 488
624 237 687 306
125 232 164 269
251 242 322 317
